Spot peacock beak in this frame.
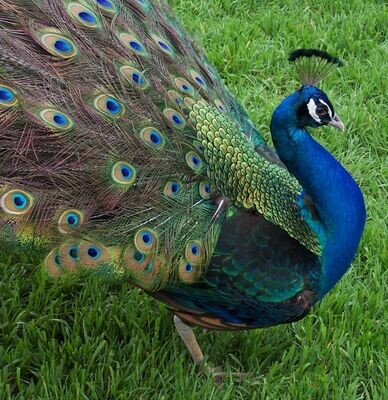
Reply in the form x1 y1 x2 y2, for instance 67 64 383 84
328 114 345 131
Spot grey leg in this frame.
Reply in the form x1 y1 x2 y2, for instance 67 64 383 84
174 315 204 365
174 315 250 384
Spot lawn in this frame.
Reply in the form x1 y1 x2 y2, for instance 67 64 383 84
0 0 386 399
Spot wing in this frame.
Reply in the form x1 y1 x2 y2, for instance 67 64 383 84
154 209 321 330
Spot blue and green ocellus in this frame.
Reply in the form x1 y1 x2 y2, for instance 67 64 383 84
0 0 366 372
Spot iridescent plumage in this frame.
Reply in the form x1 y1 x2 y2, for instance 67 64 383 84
0 0 365 364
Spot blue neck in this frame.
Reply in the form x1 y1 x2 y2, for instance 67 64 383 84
270 91 366 296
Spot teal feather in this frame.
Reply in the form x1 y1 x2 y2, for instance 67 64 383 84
0 0 365 332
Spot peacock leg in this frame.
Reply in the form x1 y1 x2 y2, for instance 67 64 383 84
174 315 204 365
173 315 249 384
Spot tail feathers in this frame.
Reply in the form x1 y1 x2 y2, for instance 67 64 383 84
0 0 244 288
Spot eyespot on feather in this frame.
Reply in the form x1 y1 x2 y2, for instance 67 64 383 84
164 180 182 197
140 127 165 149
39 108 74 131
185 151 203 172
163 108 186 129
78 241 110 267
124 245 151 272
94 0 117 15
185 240 203 264
45 250 63 277
124 250 167 291
147 256 168 288
38 31 78 59
204 61 217 79
199 181 211 199
111 162 137 186
167 90 183 106
151 34 174 55
93 94 125 117
142 258 161 278
119 66 149 90
178 258 197 283
0 189 34 216
0 85 18 108
190 69 207 87
59 242 80 271
193 140 205 154
214 99 226 112
134 228 158 253
118 32 148 56
58 209 84 234
174 77 195 96
67 3 101 29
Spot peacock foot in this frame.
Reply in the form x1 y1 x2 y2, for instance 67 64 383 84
205 365 251 385
174 315 250 385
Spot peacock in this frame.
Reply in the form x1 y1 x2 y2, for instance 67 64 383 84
0 0 366 379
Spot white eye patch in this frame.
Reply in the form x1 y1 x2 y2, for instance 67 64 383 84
307 98 321 123
307 98 333 123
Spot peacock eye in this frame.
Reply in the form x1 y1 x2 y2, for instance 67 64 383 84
315 105 328 116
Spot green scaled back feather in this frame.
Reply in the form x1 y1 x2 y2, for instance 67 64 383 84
0 0 320 290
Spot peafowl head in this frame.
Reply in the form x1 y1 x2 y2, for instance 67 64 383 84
296 85 344 131
288 49 344 131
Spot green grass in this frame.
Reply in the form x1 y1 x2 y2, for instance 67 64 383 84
1 0 387 398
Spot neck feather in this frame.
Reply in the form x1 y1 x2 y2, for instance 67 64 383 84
190 100 321 254
270 92 366 295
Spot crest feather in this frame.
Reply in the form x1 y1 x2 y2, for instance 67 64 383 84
289 48 343 86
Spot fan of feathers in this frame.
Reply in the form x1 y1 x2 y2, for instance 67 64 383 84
0 0 246 290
